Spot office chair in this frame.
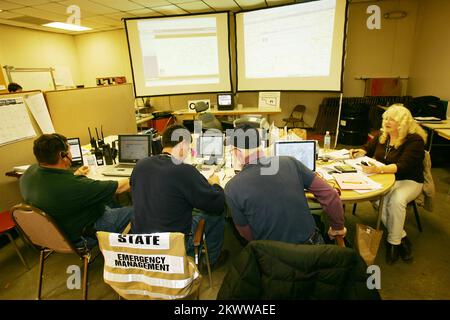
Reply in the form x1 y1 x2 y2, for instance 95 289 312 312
97 218 212 300
195 101 223 131
217 240 379 300
283 105 310 128
233 115 269 130
10 204 95 300
0 210 29 270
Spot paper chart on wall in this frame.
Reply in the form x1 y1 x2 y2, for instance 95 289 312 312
0 97 37 146
24 92 55 134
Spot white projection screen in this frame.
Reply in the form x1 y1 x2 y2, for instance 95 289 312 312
125 13 232 97
236 0 347 91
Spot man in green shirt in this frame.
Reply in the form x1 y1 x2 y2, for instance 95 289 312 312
20 133 132 248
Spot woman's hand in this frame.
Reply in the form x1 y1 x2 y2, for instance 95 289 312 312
349 148 366 158
361 163 381 174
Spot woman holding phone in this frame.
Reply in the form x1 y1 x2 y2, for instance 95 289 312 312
349 104 427 265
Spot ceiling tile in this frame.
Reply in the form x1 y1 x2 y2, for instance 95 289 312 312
126 8 160 16
90 0 144 11
83 14 118 26
34 2 69 16
104 12 137 20
176 1 211 13
152 4 187 15
59 0 118 15
0 10 23 19
267 0 294 5
169 0 199 3
234 0 266 10
0 0 25 10
10 7 67 21
130 0 171 8
203 0 240 12
8 0 51 5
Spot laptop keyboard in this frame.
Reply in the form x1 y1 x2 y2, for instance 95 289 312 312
115 164 135 169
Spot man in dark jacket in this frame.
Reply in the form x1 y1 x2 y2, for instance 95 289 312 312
225 125 347 245
131 124 227 265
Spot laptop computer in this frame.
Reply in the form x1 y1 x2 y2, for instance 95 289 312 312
274 140 316 171
67 138 83 169
102 134 152 177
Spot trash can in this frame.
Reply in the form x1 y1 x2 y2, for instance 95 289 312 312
338 103 369 146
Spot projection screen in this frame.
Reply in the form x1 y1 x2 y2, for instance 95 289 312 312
235 0 347 91
125 12 232 97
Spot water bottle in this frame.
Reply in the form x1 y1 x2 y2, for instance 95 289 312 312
324 131 331 152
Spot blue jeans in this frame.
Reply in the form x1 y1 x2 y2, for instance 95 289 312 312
186 211 225 265
76 206 133 249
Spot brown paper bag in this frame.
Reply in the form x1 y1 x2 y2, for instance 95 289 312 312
354 224 383 266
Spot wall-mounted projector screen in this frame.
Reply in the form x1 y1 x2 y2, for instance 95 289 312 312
236 0 347 92
125 13 232 97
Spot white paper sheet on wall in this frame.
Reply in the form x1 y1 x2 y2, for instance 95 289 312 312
258 91 280 109
24 92 55 134
0 97 37 146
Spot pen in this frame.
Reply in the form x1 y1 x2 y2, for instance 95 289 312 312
342 181 365 184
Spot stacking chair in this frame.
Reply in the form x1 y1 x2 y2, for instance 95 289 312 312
283 105 310 128
10 204 94 300
97 218 212 300
0 210 29 269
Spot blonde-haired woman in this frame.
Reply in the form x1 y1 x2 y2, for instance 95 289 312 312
350 104 427 265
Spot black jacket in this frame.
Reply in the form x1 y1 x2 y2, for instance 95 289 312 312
217 240 380 300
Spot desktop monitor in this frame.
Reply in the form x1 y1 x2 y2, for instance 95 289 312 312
199 135 224 158
217 93 234 110
118 135 152 163
274 140 316 171
67 138 83 167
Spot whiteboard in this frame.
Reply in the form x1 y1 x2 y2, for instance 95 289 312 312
0 97 37 146
10 70 55 91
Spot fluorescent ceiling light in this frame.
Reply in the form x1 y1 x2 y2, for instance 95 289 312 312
43 22 91 31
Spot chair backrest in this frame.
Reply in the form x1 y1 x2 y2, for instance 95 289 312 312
291 105 306 118
233 115 269 130
198 113 223 131
10 204 75 254
217 240 380 300
97 231 200 300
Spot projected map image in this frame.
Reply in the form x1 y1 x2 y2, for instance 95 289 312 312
138 18 220 87
243 0 335 79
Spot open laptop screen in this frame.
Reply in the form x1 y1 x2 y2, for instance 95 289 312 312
67 138 83 167
118 135 152 163
274 140 316 171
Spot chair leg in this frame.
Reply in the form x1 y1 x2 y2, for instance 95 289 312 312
202 236 213 288
412 201 423 232
82 255 89 300
5 232 29 270
352 203 357 216
37 250 45 300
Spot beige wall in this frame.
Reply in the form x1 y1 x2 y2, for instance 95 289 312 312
343 0 418 96
0 24 81 86
408 0 450 100
74 29 132 88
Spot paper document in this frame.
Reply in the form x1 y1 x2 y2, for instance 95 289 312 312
324 149 350 160
414 116 441 121
24 92 55 134
13 165 31 172
0 97 36 146
333 173 378 190
345 156 384 175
